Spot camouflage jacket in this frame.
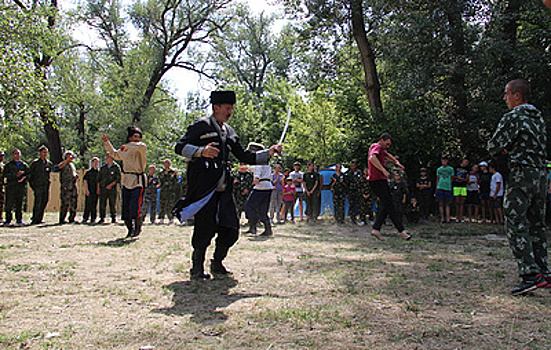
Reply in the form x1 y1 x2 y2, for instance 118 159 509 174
233 170 253 194
488 104 547 169
330 172 348 195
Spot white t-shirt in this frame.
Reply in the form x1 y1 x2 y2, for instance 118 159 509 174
252 165 273 190
467 173 479 192
289 171 304 192
490 172 504 197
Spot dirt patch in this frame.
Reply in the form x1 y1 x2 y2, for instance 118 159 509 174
1 214 550 349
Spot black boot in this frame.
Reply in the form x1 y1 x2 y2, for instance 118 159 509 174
211 246 231 275
124 219 134 238
244 219 258 235
131 217 143 238
260 220 273 236
190 249 211 280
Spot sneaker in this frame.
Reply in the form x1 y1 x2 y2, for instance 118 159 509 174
511 274 548 296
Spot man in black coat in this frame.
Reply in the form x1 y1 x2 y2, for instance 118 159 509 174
175 91 282 280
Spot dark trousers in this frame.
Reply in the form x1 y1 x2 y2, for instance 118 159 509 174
283 200 295 220
418 190 431 219
99 190 117 220
244 189 272 221
193 191 239 251
305 193 321 218
121 187 144 220
32 185 50 224
143 193 157 223
349 193 360 222
83 193 98 221
5 186 25 223
371 180 405 232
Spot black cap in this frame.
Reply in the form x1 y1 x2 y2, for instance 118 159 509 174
210 91 236 105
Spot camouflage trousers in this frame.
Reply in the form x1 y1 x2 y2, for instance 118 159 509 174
143 193 158 223
332 192 346 223
235 193 248 221
504 167 550 277
158 194 175 221
60 186 78 223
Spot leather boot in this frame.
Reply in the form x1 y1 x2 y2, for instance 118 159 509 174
124 219 134 238
260 220 273 236
244 218 258 235
190 249 210 280
211 246 231 275
132 217 143 238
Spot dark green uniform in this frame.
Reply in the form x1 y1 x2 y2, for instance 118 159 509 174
98 162 121 222
29 158 53 224
3 159 29 225
143 173 160 223
488 103 550 278
358 174 372 224
304 171 320 220
233 169 253 220
159 168 178 221
346 170 362 223
0 159 5 221
390 179 407 222
330 172 347 224
58 162 78 223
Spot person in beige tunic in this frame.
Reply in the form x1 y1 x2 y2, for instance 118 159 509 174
102 126 147 238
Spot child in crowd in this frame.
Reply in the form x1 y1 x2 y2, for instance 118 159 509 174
489 163 504 224
466 164 480 222
390 172 408 222
478 161 492 223
282 178 296 223
436 155 454 224
406 197 420 223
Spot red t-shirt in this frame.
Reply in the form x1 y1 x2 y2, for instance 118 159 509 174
368 142 388 181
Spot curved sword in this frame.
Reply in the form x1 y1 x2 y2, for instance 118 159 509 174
278 106 292 145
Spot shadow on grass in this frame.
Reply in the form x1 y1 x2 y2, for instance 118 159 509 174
153 277 264 325
95 237 139 247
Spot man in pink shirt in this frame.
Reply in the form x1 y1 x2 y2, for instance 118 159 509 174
368 133 411 241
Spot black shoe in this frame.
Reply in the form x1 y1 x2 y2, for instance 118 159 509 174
190 269 211 280
511 274 548 296
210 259 232 275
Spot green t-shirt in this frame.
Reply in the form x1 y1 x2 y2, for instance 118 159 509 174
436 166 454 191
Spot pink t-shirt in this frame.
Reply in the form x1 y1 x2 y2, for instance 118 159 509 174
368 142 388 181
283 185 296 202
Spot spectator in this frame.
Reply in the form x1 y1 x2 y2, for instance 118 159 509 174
269 164 285 223
282 178 296 223
3 149 29 226
489 163 504 225
453 158 469 222
29 145 53 225
436 155 454 224
466 164 481 223
289 162 305 220
478 161 492 223
415 168 432 222
82 157 100 224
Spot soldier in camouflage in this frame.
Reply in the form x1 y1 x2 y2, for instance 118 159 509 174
233 163 253 221
358 167 372 225
98 154 121 224
143 165 160 224
56 151 78 224
488 79 550 295
158 159 178 224
0 149 5 222
330 163 347 224
29 145 53 225
3 149 29 226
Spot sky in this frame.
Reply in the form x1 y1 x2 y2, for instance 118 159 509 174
164 0 283 104
67 0 283 105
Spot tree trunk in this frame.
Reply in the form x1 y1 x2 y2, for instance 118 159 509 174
132 67 165 123
41 108 63 164
350 0 383 119
77 103 88 159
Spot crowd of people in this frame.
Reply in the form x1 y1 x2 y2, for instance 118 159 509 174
1 80 550 295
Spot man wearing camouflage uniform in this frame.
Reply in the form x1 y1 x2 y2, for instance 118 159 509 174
358 167 373 225
29 145 53 225
330 163 347 224
0 149 5 223
143 165 160 224
3 149 29 226
98 154 121 224
158 159 178 224
56 151 78 224
488 79 550 295
233 163 253 221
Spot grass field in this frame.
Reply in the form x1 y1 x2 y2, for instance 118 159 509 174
1 214 550 349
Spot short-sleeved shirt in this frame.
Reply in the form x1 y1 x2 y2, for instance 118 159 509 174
83 168 99 192
283 185 296 201
490 172 504 197
436 166 454 191
289 171 304 192
368 143 388 181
